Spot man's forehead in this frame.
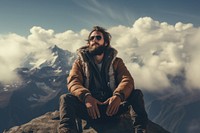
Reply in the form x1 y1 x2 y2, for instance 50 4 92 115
90 31 103 36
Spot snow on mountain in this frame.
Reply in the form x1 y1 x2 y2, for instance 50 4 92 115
0 45 73 132
49 45 76 71
0 45 199 133
21 45 76 74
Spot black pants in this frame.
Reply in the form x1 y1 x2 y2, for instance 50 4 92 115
59 89 148 131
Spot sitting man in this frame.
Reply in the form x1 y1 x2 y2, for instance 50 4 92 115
58 26 148 133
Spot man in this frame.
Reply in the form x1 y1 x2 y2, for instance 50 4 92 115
58 26 148 133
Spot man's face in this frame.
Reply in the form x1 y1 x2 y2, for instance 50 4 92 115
88 31 107 55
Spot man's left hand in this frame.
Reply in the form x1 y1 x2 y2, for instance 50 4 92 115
103 95 121 116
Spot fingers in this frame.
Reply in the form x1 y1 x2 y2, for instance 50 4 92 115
86 99 101 119
87 105 100 119
86 96 121 118
94 103 100 118
106 96 121 116
87 107 93 118
96 99 103 105
106 104 119 116
103 99 109 104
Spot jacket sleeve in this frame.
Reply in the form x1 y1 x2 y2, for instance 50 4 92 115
113 58 134 100
67 59 91 102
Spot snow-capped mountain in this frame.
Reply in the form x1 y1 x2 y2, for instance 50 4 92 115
0 45 75 132
0 45 199 133
48 45 76 73
21 45 76 74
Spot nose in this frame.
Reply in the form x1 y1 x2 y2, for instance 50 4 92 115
91 37 97 42
91 38 95 42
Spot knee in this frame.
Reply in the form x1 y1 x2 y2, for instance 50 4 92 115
59 93 72 103
133 89 143 97
60 94 67 102
128 89 144 100
59 93 78 104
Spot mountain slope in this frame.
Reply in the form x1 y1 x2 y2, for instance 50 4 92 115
3 110 170 133
0 45 199 133
145 90 200 133
0 45 75 132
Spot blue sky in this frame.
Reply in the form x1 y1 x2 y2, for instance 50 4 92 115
1 0 200 91
0 0 200 35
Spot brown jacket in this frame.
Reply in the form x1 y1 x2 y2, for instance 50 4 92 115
67 46 134 102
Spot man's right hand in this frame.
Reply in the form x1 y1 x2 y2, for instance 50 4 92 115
85 95 102 119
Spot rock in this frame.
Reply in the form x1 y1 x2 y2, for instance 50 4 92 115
3 111 60 133
4 110 170 133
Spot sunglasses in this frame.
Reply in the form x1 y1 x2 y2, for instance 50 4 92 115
89 35 102 41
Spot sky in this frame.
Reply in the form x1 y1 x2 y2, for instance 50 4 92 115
0 0 200 35
0 0 200 92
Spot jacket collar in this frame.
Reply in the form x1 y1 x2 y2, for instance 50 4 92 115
77 45 118 61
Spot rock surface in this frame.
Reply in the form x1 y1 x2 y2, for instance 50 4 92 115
4 110 170 133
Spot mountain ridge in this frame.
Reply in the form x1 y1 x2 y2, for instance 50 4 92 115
3 110 170 133
0 45 199 133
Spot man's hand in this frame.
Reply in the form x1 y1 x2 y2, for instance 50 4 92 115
103 95 121 116
85 95 102 119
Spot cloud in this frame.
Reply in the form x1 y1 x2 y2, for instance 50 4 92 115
184 29 200 89
108 17 200 90
0 17 200 92
0 26 86 84
0 34 28 83
73 0 103 15
72 0 129 25
52 29 87 52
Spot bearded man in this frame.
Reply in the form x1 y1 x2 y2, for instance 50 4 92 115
58 26 148 133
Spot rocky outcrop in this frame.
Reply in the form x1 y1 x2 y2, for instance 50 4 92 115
4 110 170 133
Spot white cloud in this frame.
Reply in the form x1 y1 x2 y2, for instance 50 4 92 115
108 17 200 91
52 29 86 52
185 28 200 89
0 34 28 83
0 26 86 84
73 0 103 15
0 17 200 92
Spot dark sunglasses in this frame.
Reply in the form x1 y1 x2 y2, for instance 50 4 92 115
89 35 102 41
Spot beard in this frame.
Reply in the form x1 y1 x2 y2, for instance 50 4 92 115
88 43 106 56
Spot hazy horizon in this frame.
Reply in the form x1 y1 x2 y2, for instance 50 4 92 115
1 0 200 92
1 17 200 93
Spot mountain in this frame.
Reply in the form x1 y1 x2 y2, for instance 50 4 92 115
145 90 200 133
0 45 199 133
0 45 75 132
21 45 76 73
3 110 170 133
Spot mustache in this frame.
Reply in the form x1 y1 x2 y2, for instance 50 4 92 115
91 42 100 46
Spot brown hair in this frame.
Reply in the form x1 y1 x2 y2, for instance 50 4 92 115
87 26 112 46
